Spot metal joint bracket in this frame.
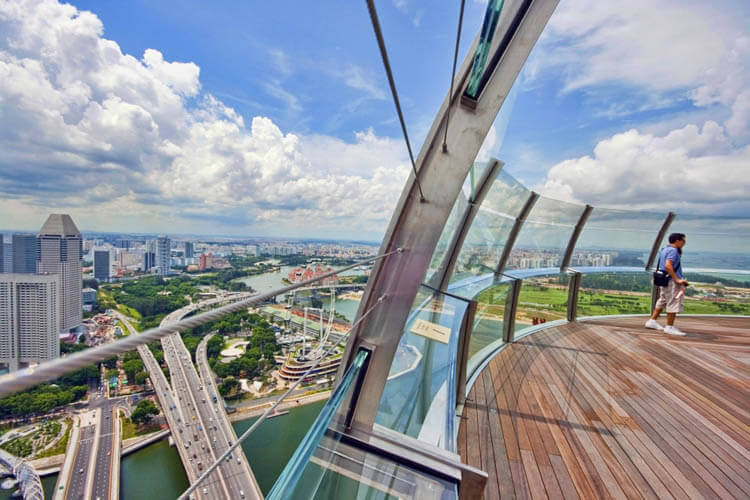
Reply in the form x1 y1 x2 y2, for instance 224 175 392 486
456 299 478 408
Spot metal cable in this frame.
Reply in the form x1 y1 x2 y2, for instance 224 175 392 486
178 293 388 500
442 0 466 153
366 0 426 202
0 249 403 398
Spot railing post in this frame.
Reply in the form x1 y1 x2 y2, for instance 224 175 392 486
495 192 539 276
651 282 660 314
646 212 675 270
502 278 522 343
566 270 582 322
456 299 477 408
560 205 593 271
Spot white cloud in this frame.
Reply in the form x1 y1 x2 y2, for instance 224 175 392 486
539 122 750 215
0 0 409 239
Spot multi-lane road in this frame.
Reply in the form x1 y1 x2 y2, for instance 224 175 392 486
116 294 261 499
64 414 96 500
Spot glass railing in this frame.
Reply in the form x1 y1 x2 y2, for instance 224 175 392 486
467 278 511 377
374 286 471 452
576 271 652 317
681 270 750 315
267 349 368 499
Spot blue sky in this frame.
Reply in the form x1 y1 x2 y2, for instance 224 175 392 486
0 0 748 240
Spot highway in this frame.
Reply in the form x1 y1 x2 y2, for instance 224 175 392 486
90 400 117 500
64 419 95 500
115 295 261 499
159 295 260 498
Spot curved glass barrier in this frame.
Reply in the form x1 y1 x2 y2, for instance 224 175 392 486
681 270 750 315
506 196 584 271
575 207 666 268
576 271 651 317
424 185 469 286
451 170 530 284
375 286 470 452
666 215 750 271
467 279 511 378
513 273 569 335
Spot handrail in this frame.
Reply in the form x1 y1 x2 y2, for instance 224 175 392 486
0 249 402 398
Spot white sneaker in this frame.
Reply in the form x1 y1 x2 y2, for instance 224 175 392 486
664 325 686 336
645 319 663 331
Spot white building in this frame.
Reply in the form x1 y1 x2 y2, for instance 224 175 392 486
0 274 61 372
37 214 82 331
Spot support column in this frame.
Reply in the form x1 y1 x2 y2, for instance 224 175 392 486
560 205 593 271
646 212 675 270
495 192 539 276
502 278 522 343
566 271 582 322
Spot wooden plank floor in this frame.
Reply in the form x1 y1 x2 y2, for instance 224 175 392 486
458 316 750 499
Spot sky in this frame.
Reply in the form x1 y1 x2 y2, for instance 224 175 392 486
0 0 748 241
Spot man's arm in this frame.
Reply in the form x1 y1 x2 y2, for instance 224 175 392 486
665 260 688 285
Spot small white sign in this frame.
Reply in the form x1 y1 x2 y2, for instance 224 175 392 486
410 319 451 344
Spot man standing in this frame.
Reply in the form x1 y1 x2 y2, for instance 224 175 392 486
646 233 688 335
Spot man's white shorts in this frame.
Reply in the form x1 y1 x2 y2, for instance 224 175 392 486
655 279 685 314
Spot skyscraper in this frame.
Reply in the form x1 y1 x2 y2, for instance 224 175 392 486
12 234 37 273
155 236 170 276
0 240 3 272
37 214 82 332
2 242 11 272
94 250 111 282
0 274 60 372
184 241 194 258
143 239 156 272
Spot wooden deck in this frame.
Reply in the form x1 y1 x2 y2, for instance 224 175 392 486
458 316 750 499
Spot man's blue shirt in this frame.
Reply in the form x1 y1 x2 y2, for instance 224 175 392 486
659 246 683 279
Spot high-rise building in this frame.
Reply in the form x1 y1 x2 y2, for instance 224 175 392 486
94 250 111 282
2 242 11 272
36 214 82 332
12 234 37 273
116 239 131 249
0 273 61 372
143 239 156 272
0 240 3 272
184 241 194 258
155 236 170 276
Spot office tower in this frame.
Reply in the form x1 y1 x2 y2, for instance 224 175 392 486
155 236 170 276
36 214 82 332
0 274 60 372
94 250 111 282
2 242 11 272
0 240 3 272
12 234 37 273
184 241 194 258
116 239 131 249
143 239 156 272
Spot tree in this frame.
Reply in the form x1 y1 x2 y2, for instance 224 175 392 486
105 369 119 380
218 377 240 397
102 356 118 369
122 359 143 382
131 399 159 425
135 371 149 386
206 335 224 358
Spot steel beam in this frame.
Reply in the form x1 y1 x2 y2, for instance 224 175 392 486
560 205 593 271
494 191 539 276
455 299 478 408
566 270 582 322
432 159 504 291
337 0 560 430
502 278 523 343
646 212 675 270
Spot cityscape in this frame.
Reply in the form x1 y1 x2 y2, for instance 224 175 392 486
0 0 748 499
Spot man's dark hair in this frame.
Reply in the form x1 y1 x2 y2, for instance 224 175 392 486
668 232 685 243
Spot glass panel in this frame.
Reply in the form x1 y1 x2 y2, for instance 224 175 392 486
423 183 469 286
268 349 368 499
666 216 750 272
515 274 569 335
450 170 530 284
575 207 666 268
576 272 652 317
465 0 506 99
682 271 750 315
375 286 470 451
506 196 585 271
468 281 511 379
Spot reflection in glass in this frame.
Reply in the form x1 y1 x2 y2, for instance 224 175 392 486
375 287 470 451
575 207 666 268
465 0 506 99
467 281 510 378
